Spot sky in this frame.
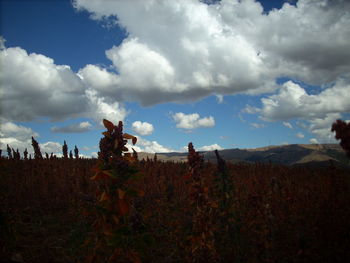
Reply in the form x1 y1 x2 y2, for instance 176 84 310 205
1 0 350 157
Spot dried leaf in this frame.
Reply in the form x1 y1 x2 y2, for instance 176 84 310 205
103 119 114 132
90 170 113 181
123 133 137 145
99 191 110 202
124 153 136 163
109 248 122 262
117 199 129 216
102 131 111 137
128 250 142 263
117 188 126 199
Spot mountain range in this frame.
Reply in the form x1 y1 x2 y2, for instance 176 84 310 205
138 144 350 169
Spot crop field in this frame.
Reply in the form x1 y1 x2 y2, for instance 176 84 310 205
1 120 350 263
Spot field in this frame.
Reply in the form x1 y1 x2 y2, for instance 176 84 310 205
1 155 350 263
1 120 350 263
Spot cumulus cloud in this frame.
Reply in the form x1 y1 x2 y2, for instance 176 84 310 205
257 80 350 121
243 79 349 142
85 89 128 125
0 121 64 157
126 137 173 153
0 45 88 121
73 0 350 106
308 113 340 143
0 36 5 50
172 112 215 129
296 132 304 138
0 42 128 124
51 121 92 133
131 121 154 136
40 141 62 154
310 138 319 144
0 121 38 154
198 143 223 151
283 122 293 129
246 79 349 142
0 121 39 140
250 122 266 129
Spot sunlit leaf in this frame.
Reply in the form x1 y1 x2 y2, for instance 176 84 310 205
103 119 115 132
123 133 134 140
102 131 111 138
123 133 137 145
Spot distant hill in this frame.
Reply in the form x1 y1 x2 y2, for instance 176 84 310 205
137 144 350 169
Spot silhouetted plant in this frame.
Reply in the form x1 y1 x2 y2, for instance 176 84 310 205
186 142 217 262
62 140 68 159
6 144 12 159
74 145 79 159
31 137 42 159
86 119 148 263
331 119 350 158
23 148 28 160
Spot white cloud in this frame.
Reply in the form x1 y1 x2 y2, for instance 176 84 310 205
0 42 128 125
0 45 88 121
296 132 304 138
0 121 38 155
0 121 38 140
172 112 215 129
73 0 350 105
250 123 266 129
283 121 293 129
90 152 98 158
243 105 261 114
85 89 128 125
0 36 5 50
308 113 340 143
126 136 173 153
245 79 349 142
40 142 62 154
198 143 223 151
258 80 350 121
51 121 92 133
310 138 319 144
216 94 224 103
0 121 65 157
131 121 154 136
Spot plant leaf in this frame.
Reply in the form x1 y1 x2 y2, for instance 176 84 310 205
117 199 129 216
103 119 114 132
123 133 137 145
117 188 126 199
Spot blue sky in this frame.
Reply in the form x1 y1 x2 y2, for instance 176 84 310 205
1 0 349 157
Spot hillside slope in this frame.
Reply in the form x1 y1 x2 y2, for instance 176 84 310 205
138 144 350 168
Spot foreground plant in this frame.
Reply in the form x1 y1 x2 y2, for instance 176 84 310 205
85 119 148 263
332 119 350 158
186 143 218 262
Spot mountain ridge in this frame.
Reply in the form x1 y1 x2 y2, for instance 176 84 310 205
137 144 350 168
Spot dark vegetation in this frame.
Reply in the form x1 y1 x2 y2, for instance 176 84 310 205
1 120 350 262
